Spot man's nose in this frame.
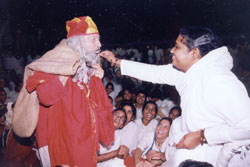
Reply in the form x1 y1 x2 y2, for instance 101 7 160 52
97 41 102 48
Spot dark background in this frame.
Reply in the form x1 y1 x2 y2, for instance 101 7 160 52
2 0 250 49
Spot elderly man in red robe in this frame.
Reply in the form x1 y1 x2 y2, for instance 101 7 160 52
12 16 114 167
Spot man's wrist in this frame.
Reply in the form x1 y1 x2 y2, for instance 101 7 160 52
200 129 208 145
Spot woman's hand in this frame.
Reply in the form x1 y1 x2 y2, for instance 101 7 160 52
117 145 129 159
146 150 165 161
146 150 165 166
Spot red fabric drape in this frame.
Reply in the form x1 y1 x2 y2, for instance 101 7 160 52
26 72 114 167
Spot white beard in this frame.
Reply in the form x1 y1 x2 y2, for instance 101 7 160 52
67 36 101 89
72 49 100 89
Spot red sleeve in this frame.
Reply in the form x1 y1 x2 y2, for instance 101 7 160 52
26 71 67 106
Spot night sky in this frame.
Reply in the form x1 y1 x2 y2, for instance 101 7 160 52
5 0 250 48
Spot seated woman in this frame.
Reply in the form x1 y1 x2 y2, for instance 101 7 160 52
120 101 139 155
97 108 128 167
105 82 116 104
135 101 159 142
168 106 182 120
134 117 173 167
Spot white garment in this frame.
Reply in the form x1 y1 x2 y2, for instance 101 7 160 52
148 49 154 63
120 121 140 155
38 145 51 167
135 118 158 142
156 99 175 119
5 102 13 128
3 87 10 96
217 140 250 167
121 46 250 166
155 48 164 62
103 78 122 98
6 90 19 103
166 117 222 166
135 107 143 119
98 130 125 167
134 49 142 62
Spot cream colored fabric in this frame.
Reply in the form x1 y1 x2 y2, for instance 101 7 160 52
13 39 80 137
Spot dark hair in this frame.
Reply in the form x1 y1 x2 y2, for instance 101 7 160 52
158 117 173 126
122 88 131 95
121 101 136 121
179 26 221 57
142 101 158 117
148 89 162 99
179 159 213 167
136 90 147 97
113 108 127 128
105 82 114 91
169 106 182 116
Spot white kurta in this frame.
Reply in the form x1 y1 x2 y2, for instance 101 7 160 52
135 118 158 142
98 130 125 167
120 121 140 155
135 107 143 119
120 46 250 166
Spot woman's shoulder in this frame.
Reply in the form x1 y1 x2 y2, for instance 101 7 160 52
123 121 139 131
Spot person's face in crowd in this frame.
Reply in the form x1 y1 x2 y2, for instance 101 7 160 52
169 109 180 120
143 103 156 122
115 96 123 108
113 110 126 129
136 93 146 106
123 105 134 124
106 85 113 94
123 90 132 100
156 119 171 140
171 35 201 72
80 34 101 53
116 70 122 79
0 90 7 104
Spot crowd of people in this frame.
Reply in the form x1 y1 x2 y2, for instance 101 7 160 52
0 15 249 167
